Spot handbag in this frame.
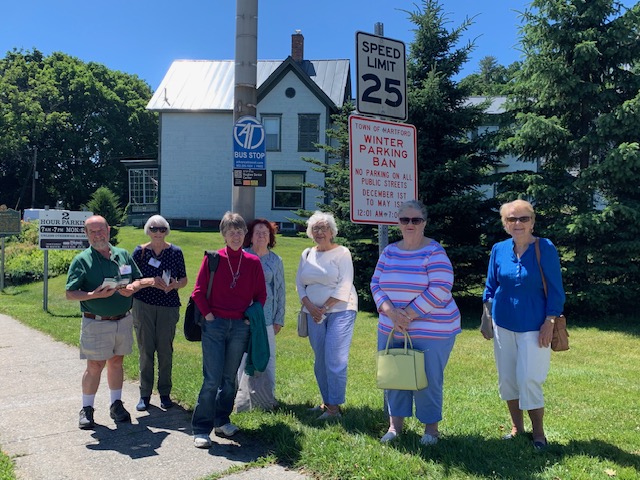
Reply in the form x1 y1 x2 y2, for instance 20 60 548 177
376 329 428 390
297 247 311 338
184 251 219 342
297 310 308 337
535 239 569 352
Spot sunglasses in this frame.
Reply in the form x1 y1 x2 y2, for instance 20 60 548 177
506 216 531 224
149 226 168 233
399 217 425 225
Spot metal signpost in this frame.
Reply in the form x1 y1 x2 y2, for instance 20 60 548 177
233 116 267 187
349 115 417 225
0 206 21 291
38 209 92 310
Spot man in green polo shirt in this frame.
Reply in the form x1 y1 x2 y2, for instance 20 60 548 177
66 215 151 429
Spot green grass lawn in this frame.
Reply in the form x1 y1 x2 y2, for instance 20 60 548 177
1 226 640 479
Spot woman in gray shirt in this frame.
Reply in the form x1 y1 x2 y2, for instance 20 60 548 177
235 219 285 411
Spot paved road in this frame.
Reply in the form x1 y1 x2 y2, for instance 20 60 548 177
0 313 309 480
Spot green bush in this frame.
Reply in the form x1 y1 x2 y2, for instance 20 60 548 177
5 247 76 284
3 225 76 285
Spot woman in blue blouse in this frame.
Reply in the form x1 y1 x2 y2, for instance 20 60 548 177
132 215 188 411
482 200 565 450
235 219 285 411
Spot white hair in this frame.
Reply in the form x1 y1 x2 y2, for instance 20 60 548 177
143 215 170 235
305 211 338 239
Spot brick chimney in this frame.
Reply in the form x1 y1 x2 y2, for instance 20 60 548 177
291 30 304 63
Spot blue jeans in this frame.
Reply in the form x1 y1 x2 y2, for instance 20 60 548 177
191 318 250 435
307 310 356 405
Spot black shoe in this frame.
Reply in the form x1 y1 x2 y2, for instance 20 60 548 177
160 395 173 409
136 397 150 411
79 406 95 429
109 400 131 423
533 437 548 451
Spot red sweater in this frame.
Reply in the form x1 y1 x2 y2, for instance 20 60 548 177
192 247 266 320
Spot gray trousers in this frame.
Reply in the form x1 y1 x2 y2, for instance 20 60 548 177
132 298 180 397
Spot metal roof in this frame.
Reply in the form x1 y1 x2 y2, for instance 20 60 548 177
464 96 508 114
147 59 350 112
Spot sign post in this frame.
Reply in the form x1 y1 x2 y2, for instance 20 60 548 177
233 116 267 187
356 31 407 121
349 115 417 225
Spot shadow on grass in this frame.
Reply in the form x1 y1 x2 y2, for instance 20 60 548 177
386 433 640 479
275 401 388 437
263 402 640 477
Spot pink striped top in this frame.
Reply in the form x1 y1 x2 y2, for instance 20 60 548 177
371 240 461 339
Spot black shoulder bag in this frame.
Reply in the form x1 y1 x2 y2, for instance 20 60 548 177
184 250 219 342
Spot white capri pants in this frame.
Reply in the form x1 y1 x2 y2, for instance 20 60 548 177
493 323 551 411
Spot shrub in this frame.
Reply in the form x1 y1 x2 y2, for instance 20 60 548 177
3 228 76 285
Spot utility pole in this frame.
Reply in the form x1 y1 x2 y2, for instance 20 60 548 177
31 147 38 208
232 0 258 221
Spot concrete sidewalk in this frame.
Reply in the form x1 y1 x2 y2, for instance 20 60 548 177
0 313 309 480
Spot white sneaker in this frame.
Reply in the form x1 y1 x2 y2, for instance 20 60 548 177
380 431 397 443
193 434 212 449
214 423 239 436
419 433 439 446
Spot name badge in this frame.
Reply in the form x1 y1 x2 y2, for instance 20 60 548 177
119 264 132 275
148 258 161 268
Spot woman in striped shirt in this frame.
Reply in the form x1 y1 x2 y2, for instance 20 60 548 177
371 200 461 446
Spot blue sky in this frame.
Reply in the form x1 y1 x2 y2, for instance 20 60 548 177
1 1 635 92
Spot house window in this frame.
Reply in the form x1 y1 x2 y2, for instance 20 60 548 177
128 168 158 207
262 115 281 151
272 171 305 210
298 114 320 152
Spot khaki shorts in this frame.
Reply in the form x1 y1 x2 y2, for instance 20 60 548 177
80 312 134 360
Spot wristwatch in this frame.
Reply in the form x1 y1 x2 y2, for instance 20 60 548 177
546 316 556 324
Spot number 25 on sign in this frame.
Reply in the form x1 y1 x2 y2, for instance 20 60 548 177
356 31 407 121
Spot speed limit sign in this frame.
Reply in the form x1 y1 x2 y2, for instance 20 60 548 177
356 31 407 121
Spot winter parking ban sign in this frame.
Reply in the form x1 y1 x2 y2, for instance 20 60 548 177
349 115 417 225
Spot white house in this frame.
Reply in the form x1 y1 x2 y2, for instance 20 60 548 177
145 32 352 229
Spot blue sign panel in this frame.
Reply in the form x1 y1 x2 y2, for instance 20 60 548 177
233 116 266 169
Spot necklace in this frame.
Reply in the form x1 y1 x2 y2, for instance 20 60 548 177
226 247 242 288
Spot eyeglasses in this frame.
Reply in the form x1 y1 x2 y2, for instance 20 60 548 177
506 216 531 224
149 226 167 233
312 225 329 233
399 217 425 225
254 231 269 237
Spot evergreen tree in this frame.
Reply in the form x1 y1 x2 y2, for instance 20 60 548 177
405 0 499 295
459 56 521 96
501 0 640 316
84 186 124 244
295 102 380 311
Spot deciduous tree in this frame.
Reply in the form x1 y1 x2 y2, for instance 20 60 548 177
0 49 157 210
